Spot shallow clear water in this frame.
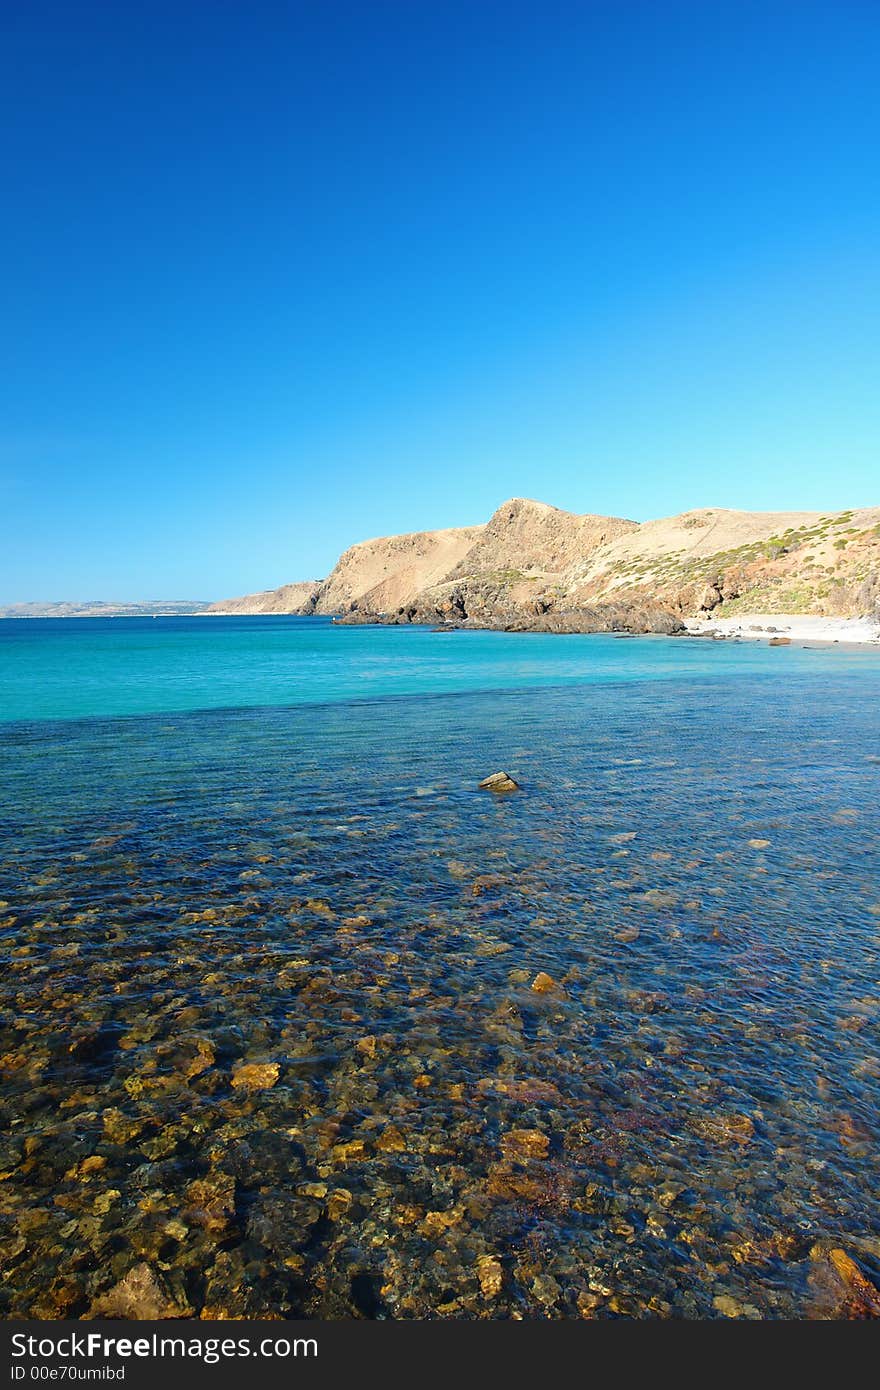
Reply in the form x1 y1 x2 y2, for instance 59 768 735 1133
1 619 879 1318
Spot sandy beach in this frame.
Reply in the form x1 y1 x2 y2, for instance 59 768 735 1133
685 613 880 645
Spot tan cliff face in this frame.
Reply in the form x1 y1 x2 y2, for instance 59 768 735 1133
312 525 484 615
208 498 880 626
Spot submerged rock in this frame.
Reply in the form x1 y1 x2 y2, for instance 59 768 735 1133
828 1248 880 1315
501 1128 550 1161
88 1262 191 1320
182 1172 237 1233
476 1254 503 1298
231 1060 280 1091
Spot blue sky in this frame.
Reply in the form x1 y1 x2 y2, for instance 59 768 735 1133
1 1 878 601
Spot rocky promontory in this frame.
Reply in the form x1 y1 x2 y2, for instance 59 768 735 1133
207 496 880 635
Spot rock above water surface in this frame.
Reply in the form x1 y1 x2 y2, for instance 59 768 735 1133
478 772 520 793
531 971 561 994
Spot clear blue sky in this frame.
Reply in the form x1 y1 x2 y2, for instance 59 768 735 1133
1 1 878 601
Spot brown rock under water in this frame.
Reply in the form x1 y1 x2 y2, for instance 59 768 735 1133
829 1248 880 1316
87 1263 192 1320
500 1128 550 1162
230 1061 280 1091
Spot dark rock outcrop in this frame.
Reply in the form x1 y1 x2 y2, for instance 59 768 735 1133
336 581 684 636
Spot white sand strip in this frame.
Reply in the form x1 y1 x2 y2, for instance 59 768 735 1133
684 613 880 644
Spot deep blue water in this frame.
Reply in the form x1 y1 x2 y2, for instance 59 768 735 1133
1 618 879 1318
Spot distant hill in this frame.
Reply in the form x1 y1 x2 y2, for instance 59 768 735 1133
0 600 211 618
202 581 323 617
206 497 880 632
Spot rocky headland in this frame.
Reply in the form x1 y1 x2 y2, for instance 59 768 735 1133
207 497 880 637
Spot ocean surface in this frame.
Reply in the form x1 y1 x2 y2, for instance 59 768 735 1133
1 616 879 1319
3 613 880 723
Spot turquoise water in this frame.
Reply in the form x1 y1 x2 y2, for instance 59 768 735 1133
2 617 880 1319
2 614 879 722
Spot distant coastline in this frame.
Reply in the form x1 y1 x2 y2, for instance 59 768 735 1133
0 600 211 619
